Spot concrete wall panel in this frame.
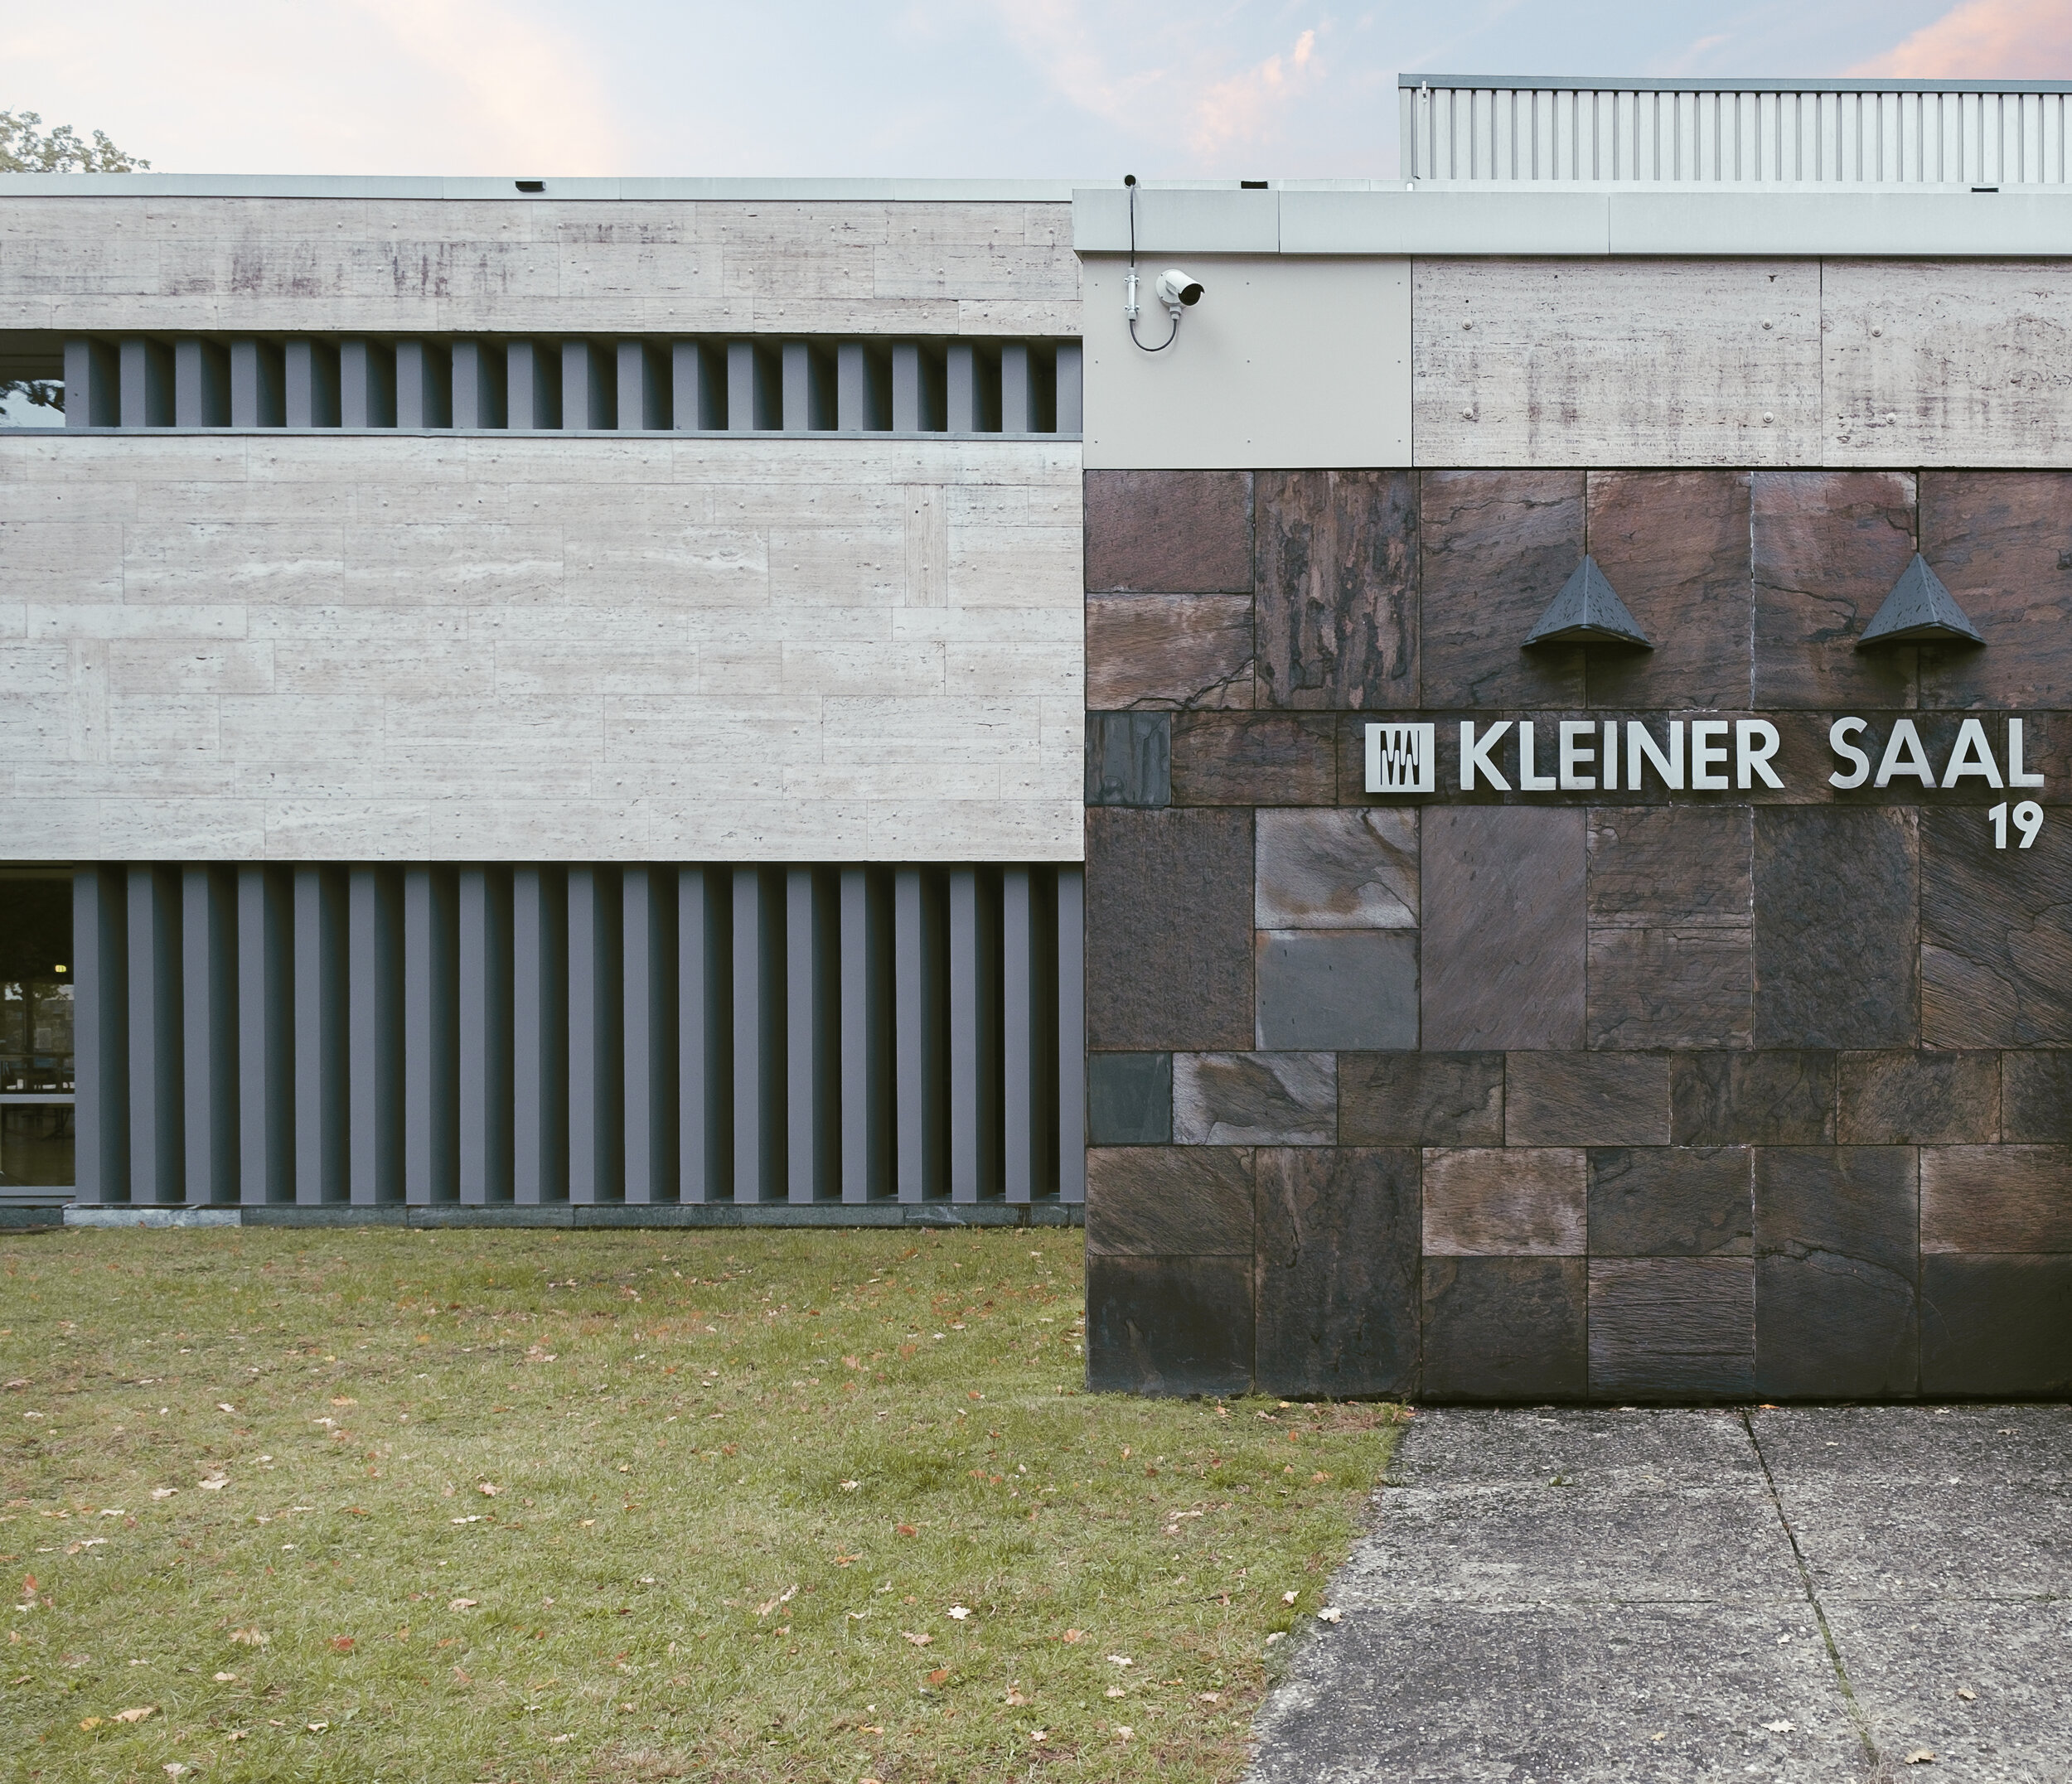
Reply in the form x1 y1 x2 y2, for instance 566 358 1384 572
0 435 1082 862
1413 259 1823 467
1081 256 1411 470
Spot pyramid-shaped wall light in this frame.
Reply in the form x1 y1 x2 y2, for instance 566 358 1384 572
1857 554 1985 646
1522 556 1653 649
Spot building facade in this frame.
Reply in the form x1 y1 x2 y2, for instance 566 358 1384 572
5 77 2071 1398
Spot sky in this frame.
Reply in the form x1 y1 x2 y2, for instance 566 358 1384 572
5 0 2072 181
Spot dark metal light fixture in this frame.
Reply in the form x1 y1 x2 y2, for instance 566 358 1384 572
1523 556 1653 649
1857 554 1984 645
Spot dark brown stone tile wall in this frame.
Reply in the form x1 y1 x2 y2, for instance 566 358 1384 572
1082 467 2072 1402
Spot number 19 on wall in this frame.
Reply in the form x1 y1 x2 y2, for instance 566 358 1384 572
1989 801 2044 848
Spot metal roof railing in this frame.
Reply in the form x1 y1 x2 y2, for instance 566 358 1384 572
1401 75 2072 186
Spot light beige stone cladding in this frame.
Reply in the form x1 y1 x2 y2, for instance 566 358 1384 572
0 433 1083 863
0 197 1080 336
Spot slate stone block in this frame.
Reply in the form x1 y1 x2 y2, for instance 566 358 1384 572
1838 1050 1998 1143
1169 713 1337 806
2002 1051 2072 1141
1339 1052 1504 1146
1174 1052 1335 1146
1585 471 1754 710
1420 468 1586 709
1084 470 1253 594
1256 1147 1420 1397
1919 471 2072 708
1255 470 1419 709
1586 927 1754 1051
1755 1255 1919 1400
1421 806 1585 1051
1085 1145 1252 1255
1753 1147 1919 1399
1754 807 1920 1048
1256 808 1416 929
1755 1145 1920 1274
1588 1258 1756 1400
1922 807 2072 1046
1085 712 1169 810
1086 594 1254 709
1422 1147 1586 1255
1588 1148 1754 1256
1920 1145 2072 1253
1920 1255 2072 1396
1504 1051 1670 1145
1087 808 1251 1051
1752 470 1920 709
1421 1257 1588 1400
1672 1051 1837 1146
1087 1053 1172 1145
1256 931 1418 1050
1087 1255 1255 1395
1587 806 1751 929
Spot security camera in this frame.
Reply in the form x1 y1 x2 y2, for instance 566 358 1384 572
1154 268 1204 310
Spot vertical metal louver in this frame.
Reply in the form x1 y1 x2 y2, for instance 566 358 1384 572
1402 76 2072 186
70 862 1083 1211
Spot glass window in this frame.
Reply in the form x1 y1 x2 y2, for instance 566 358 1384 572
1 873 73 1190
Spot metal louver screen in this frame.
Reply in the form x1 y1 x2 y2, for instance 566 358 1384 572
70 863 1083 1209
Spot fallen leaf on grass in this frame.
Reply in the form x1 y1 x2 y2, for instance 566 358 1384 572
149 1488 177 1499
164 1762 187 1777
1062 1629 1083 1644
216 1403 235 1414
840 1481 859 1492
755 1585 797 1618
1005 1687 1029 1706
477 1482 500 1496
1107 1655 1132 1666
1116 1725 1134 1741
229 1628 267 1646
1198 1692 1220 1704
198 1475 230 1492
927 1667 950 1685
213 1671 235 1682
947 1606 971 1620
328 1637 355 1652
896 1523 916 1536
903 1631 932 1646
78 1717 101 1730
1317 1607 1343 1623
1105 1686 1125 1699
1282 1591 1299 1605
449 1598 477 1611
307 1721 329 1733
114 1705 156 1723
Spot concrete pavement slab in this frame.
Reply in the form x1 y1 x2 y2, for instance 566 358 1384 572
1816 1598 2072 1784
1247 1603 1866 1783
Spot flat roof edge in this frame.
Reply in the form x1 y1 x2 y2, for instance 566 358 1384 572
0 174 1089 202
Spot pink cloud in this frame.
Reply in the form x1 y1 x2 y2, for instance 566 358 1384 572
1853 0 2072 78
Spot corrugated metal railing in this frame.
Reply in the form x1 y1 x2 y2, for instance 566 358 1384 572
1402 75 2072 186
70 863 1083 1208
47 335 1082 437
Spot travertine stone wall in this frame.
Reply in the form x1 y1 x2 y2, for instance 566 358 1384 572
0 433 1082 862
1082 466 2072 1402
0 197 1079 336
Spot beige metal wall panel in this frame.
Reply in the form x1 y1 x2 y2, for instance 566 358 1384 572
1824 260 2072 466
1082 255 1411 470
0 197 1081 336
0 436 1082 863
1413 258 1823 467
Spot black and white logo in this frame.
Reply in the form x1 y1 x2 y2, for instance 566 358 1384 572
1365 723 1436 794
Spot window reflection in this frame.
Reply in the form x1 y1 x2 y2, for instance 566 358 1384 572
1 873 73 1191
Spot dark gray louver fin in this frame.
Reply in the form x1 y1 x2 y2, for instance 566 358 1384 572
1523 555 1653 648
1858 554 1985 646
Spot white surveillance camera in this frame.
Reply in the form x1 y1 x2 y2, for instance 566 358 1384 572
1154 268 1204 309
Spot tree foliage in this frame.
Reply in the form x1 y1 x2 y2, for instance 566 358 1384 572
0 113 149 414
0 109 148 173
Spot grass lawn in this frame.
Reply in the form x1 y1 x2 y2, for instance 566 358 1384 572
0 1224 1405 1782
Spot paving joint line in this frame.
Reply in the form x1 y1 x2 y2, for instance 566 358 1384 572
1740 1409 1890 1782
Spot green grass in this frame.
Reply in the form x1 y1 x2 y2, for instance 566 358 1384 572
0 1225 1404 1782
